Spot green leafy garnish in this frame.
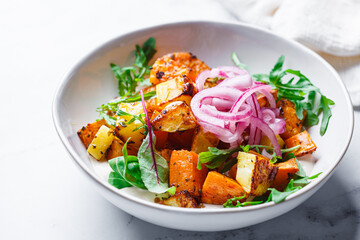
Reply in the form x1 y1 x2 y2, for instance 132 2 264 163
231 52 248 69
108 139 146 190
96 90 156 126
253 55 334 136
111 37 156 96
137 131 175 194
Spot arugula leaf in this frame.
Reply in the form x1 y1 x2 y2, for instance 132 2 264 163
98 112 117 126
110 37 156 97
231 52 248 69
252 55 334 136
138 131 175 194
267 179 302 203
108 140 146 190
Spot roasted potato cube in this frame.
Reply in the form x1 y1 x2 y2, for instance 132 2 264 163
158 190 198 208
236 152 278 196
115 102 145 151
201 171 246 205
156 76 196 107
151 101 197 132
87 125 115 160
169 150 208 197
149 52 210 85
191 127 219 154
260 134 285 149
257 89 278 107
272 158 299 191
277 98 306 139
77 119 107 148
285 130 317 157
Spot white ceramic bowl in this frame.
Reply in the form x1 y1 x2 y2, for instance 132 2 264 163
53 21 354 231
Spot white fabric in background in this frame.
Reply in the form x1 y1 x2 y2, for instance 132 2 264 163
220 0 360 106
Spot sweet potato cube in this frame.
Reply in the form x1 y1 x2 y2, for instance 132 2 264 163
272 158 299 191
154 130 168 149
277 98 306 140
191 127 219 154
285 130 317 157
151 101 197 132
236 152 278 196
167 129 196 150
257 89 278 107
228 164 237 179
77 119 107 148
169 150 208 197
159 149 173 165
201 171 245 205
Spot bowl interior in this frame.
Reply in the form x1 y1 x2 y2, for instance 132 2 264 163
54 21 353 211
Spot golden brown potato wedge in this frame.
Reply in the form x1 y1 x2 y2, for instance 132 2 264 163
87 125 115 160
155 75 196 107
158 190 198 208
236 152 278 196
191 127 219 154
151 101 197 132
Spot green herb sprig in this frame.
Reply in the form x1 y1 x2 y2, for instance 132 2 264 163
111 37 156 97
253 55 334 136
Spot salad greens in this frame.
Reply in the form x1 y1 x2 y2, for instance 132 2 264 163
111 37 156 96
252 55 334 136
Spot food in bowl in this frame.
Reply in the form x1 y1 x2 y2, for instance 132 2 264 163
77 37 333 208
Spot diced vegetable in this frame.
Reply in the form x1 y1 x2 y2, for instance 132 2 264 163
272 158 299 191
257 89 278 107
236 152 278 196
115 102 145 151
106 137 124 160
77 119 107 148
151 101 197 132
191 127 219 154
201 171 245 205
277 98 306 139
149 52 210 85
153 130 168 149
260 134 285 149
87 125 115 160
156 76 196 107
285 130 317 157
228 164 237 179
169 150 208 197
159 190 198 208
167 129 196 150
159 149 173 164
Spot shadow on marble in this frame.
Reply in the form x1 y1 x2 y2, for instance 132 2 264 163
109 170 359 240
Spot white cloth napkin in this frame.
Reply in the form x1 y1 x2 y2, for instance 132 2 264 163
220 0 360 106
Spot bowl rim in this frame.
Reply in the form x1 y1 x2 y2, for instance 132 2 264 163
52 20 354 214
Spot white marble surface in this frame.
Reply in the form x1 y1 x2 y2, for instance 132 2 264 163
1 0 359 239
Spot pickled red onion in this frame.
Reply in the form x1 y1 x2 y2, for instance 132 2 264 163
191 66 285 156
